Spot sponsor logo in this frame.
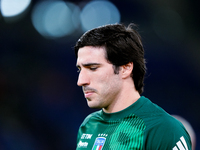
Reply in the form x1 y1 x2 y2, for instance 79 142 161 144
81 134 93 139
173 136 188 150
78 141 88 148
92 135 106 150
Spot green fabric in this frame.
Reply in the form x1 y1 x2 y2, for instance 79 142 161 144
76 96 192 150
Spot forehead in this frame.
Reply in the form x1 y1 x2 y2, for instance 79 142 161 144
76 46 107 64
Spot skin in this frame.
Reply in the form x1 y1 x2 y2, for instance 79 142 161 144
76 46 140 113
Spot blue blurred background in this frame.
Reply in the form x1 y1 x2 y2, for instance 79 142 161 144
0 0 199 149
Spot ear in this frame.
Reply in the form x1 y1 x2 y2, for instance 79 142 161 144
121 62 133 79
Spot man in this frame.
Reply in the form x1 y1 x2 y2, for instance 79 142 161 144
74 23 192 149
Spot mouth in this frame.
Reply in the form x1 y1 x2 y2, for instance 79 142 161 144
83 86 97 98
84 91 95 98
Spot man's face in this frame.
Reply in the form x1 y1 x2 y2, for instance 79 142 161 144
76 46 122 110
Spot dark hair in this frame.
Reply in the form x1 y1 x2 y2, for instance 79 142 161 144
74 23 146 94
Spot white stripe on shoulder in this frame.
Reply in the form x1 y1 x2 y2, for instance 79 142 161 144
177 141 186 150
173 146 178 150
173 136 188 150
180 136 188 150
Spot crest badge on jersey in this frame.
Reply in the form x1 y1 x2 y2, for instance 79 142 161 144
92 137 106 150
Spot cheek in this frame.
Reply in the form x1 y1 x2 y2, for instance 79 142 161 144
100 74 120 92
93 68 120 91
95 72 110 82
93 74 111 92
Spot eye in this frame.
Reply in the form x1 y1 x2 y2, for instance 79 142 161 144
90 67 97 71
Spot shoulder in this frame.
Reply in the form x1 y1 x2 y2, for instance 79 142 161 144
146 114 191 149
77 110 102 142
146 113 188 136
80 110 102 127
139 99 192 149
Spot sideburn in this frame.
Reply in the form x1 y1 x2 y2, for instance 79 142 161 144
112 65 120 74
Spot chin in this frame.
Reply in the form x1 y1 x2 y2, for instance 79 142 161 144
88 105 100 109
87 102 101 109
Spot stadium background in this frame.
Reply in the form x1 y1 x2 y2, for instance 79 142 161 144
0 0 199 149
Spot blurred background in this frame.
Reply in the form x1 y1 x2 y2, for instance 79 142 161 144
0 0 199 149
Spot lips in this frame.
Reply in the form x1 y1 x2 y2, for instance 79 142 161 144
83 87 97 98
84 91 94 98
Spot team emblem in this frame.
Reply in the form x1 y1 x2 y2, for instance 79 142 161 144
92 137 106 150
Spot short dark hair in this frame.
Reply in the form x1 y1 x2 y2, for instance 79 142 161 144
74 23 146 94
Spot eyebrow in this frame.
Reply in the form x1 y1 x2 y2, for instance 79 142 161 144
76 63 101 68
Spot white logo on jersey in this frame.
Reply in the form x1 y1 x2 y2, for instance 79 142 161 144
81 134 93 139
173 136 188 150
78 141 88 148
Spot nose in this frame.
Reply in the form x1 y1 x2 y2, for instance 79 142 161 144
77 70 90 86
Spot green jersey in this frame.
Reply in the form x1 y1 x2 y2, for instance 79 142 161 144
76 96 192 150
